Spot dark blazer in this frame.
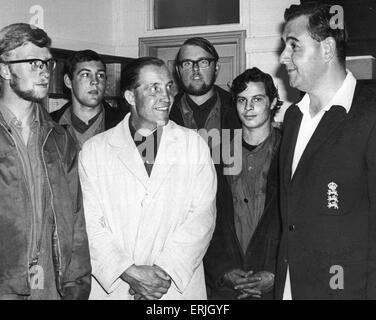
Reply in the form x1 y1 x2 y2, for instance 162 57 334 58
204 131 282 300
50 100 126 130
275 81 376 300
169 85 241 131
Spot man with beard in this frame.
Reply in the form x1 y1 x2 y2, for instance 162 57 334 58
79 57 216 299
170 37 241 139
50 50 126 149
0 23 91 299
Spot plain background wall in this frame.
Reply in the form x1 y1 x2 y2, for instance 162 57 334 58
0 0 116 54
1 0 300 119
112 0 300 120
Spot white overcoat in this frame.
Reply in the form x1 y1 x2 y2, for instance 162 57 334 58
78 114 217 299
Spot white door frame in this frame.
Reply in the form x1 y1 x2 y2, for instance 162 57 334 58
139 30 246 78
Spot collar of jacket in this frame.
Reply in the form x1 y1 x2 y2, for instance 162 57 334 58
176 85 241 129
38 103 66 136
53 100 124 131
0 103 65 136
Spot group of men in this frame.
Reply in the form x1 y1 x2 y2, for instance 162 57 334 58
1 1 376 300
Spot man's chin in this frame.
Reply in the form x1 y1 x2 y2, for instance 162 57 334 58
156 118 169 127
183 83 213 96
19 93 46 103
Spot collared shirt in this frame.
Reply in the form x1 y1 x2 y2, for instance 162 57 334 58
59 104 105 149
0 103 60 299
71 106 104 134
129 121 163 177
284 70 357 300
227 128 280 254
291 70 356 176
186 93 217 129
180 91 222 132
0 104 43 261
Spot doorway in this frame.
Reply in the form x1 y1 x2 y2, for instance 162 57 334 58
139 30 246 92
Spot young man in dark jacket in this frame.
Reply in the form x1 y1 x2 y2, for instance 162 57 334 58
204 68 282 300
170 37 241 138
0 23 91 300
50 50 126 149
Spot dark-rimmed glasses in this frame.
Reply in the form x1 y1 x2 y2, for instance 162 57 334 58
3 58 56 72
178 58 216 71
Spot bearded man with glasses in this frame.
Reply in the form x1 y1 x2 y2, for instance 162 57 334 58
0 23 91 300
170 37 241 138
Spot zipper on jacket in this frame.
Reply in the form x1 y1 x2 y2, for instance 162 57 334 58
40 128 63 293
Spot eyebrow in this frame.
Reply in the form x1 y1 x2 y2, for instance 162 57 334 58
284 36 299 43
180 57 213 61
237 94 266 98
77 68 106 73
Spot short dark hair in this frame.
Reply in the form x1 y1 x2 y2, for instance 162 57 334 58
0 23 51 60
176 37 219 62
284 2 347 64
65 49 106 79
231 67 283 118
121 56 166 93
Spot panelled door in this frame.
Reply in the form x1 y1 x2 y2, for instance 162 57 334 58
139 31 246 92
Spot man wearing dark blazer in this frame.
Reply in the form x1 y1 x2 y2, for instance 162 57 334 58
276 2 376 299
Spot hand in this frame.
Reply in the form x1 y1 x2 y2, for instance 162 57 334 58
121 264 171 300
235 271 275 299
223 269 262 298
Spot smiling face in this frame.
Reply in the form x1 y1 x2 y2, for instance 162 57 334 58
177 44 218 96
65 60 106 109
2 42 52 102
236 81 274 131
126 64 174 132
280 15 326 93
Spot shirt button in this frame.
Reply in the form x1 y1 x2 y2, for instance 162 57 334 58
289 224 295 231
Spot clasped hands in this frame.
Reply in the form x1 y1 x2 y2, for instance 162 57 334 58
223 269 274 299
121 264 171 300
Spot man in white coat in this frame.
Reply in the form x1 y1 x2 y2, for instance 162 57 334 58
78 57 217 300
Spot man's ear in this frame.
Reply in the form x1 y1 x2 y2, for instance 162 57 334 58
214 61 220 76
270 97 277 110
63 74 72 90
124 89 135 107
322 37 336 62
175 64 181 79
0 63 11 80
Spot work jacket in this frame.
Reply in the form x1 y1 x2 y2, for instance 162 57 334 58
0 104 91 299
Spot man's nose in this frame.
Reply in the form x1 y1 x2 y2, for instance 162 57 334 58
40 67 50 79
160 87 171 102
245 101 254 110
279 47 290 65
192 61 200 71
90 75 99 85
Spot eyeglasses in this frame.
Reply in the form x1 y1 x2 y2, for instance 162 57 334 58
178 58 216 71
4 58 56 72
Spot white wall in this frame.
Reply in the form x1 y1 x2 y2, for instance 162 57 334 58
2 0 301 118
0 0 116 54
112 0 300 119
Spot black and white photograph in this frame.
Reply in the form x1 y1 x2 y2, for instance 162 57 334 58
1 0 376 311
